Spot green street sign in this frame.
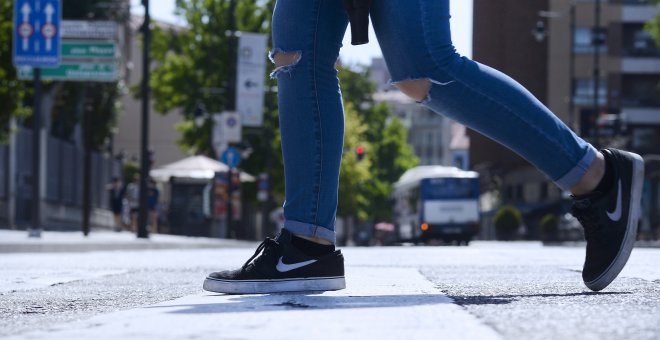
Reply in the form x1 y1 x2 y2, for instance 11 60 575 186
61 40 116 60
18 63 118 82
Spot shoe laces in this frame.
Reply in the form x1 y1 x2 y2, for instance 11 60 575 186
571 199 601 241
241 237 280 271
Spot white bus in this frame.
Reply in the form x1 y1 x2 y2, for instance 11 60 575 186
392 166 480 245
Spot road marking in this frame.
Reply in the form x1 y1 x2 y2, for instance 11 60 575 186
6 267 501 340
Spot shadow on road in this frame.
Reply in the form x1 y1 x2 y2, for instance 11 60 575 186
448 291 632 306
146 293 451 314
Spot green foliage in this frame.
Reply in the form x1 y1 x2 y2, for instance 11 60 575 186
0 0 125 147
646 0 660 44
337 65 418 222
148 2 417 221
494 205 522 240
123 162 140 184
337 102 372 221
645 0 660 93
0 1 30 143
150 0 274 154
540 213 559 242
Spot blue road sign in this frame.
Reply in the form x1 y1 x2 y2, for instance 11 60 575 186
13 0 61 67
221 147 242 169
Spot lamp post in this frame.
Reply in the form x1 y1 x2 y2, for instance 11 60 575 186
137 0 151 239
592 0 603 147
535 3 577 129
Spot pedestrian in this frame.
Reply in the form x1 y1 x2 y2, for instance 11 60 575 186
125 174 140 232
147 178 160 233
204 0 644 294
107 177 125 232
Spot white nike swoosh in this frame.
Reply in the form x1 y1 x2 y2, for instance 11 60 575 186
276 257 317 273
606 180 623 222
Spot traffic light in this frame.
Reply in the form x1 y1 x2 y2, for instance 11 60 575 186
355 146 365 161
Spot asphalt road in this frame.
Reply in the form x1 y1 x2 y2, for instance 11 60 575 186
1 242 658 339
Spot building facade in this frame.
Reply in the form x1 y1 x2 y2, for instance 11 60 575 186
114 16 188 169
472 0 660 236
369 58 470 169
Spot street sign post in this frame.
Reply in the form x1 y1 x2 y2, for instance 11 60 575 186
235 33 267 127
12 0 62 233
13 0 62 67
61 40 116 60
221 147 242 169
17 62 118 82
61 20 118 40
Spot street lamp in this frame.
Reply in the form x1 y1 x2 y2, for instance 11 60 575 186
137 0 151 239
534 4 577 130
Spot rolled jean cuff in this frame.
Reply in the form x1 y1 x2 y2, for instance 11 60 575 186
554 144 599 191
283 219 336 244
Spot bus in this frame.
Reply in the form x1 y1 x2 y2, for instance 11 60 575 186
392 166 480 245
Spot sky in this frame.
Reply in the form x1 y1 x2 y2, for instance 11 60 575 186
130 0 473 64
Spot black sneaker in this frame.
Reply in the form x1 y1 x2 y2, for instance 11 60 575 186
203 229 346 294
571 148 644 291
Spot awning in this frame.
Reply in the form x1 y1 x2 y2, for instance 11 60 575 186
149 155 255 182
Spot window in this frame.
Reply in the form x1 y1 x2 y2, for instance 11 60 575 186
574 79 608 106
574 27 608 54
632 128 657 150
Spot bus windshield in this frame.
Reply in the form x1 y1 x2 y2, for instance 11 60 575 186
421 177 479 200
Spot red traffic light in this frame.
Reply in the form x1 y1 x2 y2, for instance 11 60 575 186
355 146 365 161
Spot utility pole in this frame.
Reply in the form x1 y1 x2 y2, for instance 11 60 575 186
225 0 237 238
82 83 91 236
568 4 576 130
137 0 151 239
592 0 602 146
31 68 42 234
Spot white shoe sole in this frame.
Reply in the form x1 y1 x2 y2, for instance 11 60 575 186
203 276 346 294
584 151 644 292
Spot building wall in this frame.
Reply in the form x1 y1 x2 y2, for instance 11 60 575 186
471 0 550 189
114 17 188 168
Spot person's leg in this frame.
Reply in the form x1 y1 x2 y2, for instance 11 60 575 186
203 0 348 294
270 0 349 245
150 210 158 233
371 0 598 191
371 0 643 292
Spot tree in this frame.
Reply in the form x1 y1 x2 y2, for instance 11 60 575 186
494 205 522 241
0 1 126 147
149 0 280 208
646 1 660 92
0 1 30 143
646 1 660 44
337 102 372 220
338 65 418 222
148 2 417 220
150 0 274 154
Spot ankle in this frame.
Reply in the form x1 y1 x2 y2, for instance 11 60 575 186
293 234 333 245
570 152 606 196
291 234 335 257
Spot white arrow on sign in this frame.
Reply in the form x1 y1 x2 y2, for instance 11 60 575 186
21 3 31 21
43 3 55 51
44 3 54 22
21 3 31 51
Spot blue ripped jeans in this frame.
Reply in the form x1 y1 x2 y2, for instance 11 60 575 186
271 0 598 244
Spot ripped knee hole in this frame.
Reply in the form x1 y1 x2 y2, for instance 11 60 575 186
270 50 302 78
394 79 432 102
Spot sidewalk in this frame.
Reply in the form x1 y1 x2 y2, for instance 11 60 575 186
0 229 254 253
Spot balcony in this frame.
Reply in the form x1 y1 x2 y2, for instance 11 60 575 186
622 107 660 125
621 58 660 73
621 3 660 22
